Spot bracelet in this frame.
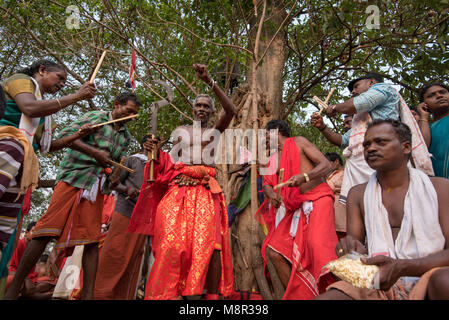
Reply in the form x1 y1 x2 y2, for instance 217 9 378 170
418 118 428 122
303 172 310 182
56 98 62 109
318 125 327 132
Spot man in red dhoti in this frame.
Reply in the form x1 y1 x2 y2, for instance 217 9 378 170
257 120 338 299
128 64 235 300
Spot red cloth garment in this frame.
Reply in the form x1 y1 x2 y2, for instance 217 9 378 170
8 238 37 280
127 151 175 237
256 137 337 299
101 194 116 226
145 164 234 300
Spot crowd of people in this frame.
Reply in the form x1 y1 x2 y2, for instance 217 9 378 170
0 59 448 300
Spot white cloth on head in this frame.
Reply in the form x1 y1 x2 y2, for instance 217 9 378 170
364 168 444 260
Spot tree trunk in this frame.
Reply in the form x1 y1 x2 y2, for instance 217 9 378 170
224 1 288 298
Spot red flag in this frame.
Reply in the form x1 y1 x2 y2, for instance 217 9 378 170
126 47 136 92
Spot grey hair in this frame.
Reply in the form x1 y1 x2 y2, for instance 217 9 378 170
193 94 214 111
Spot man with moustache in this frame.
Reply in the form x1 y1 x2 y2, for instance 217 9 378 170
320 73 432 205
129 64 236 300
316 119 449 300
5 92 140 300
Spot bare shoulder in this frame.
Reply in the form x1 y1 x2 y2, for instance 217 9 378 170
429 176 449 197
293 136 315 149
347 182 368 202
293 136 310 145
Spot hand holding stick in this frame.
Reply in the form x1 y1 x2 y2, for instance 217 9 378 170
274 180 292 191
107 159 135 174
315 87 336 116
110 156 126 183
91 114 139 129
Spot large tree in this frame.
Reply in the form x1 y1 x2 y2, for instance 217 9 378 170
1 0 448 298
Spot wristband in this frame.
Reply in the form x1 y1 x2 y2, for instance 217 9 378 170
303 172 310 182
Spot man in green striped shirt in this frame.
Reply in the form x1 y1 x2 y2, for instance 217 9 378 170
6 92 141 300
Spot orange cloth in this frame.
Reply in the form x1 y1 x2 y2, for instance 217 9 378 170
32 181 103 249
145 164 234 300
94 211 146 300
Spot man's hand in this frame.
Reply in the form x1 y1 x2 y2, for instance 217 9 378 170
335 235 368 257
143 137 160 154
310 112 326 130
417 102 430 120
126 187 140 199
288 174 306 187
78 124 97 137
109 177 120 190
92 149 111 167
323 105 338 118
269 193 282 209
75 82 96 101
361 255 402 291
193 63 212 84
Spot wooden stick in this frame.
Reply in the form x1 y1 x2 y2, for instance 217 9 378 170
92 114 138 129
90 50 107 83
148 134 156 183
110 156 126 182
274 180 291 191
316 88 336 116
314 96 329 116
277 168 284 196
324 87 336 104
108 160 135 174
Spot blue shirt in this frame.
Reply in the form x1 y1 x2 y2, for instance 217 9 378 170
341 83 401 149
353 83 400 121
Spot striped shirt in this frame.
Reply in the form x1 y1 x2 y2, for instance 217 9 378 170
0 138 25 246
55 110 131 193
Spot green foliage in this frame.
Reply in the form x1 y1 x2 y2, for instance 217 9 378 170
0 0 447 219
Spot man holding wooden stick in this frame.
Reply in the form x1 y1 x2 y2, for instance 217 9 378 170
316 73 432 205
5 92 140 300
256 119 337 300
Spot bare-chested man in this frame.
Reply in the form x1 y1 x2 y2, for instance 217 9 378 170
316 119 449 300
132 64 235 300
258 119 337 299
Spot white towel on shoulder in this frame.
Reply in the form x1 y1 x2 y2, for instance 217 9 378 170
364 168 444 259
